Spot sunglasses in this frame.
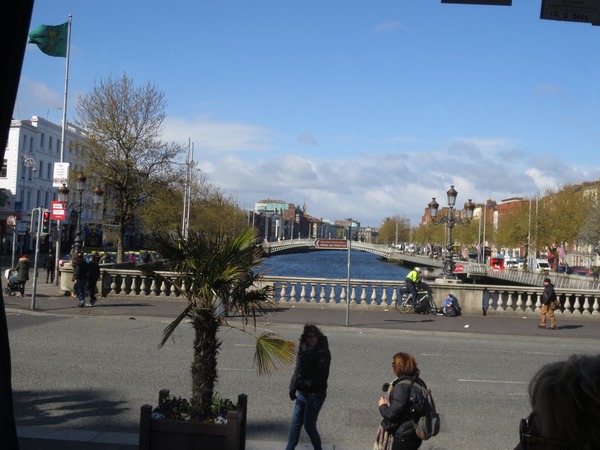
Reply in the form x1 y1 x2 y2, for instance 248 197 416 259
519 413 583 449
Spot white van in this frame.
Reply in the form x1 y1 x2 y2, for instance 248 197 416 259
533 259 551 273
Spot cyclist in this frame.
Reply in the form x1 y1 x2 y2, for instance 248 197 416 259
404 267 422 307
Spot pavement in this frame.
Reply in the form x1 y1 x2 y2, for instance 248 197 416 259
5 272 600 449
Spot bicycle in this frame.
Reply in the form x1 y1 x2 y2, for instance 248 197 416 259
395 286 438 315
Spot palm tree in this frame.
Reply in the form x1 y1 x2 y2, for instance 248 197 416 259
143 227 296 417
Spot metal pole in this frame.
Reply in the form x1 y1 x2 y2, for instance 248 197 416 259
346 225 352 327
73 190 83 254
31 207 43 310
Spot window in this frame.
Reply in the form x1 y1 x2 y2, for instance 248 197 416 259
39 161 43 177
47 164 51 180
41 133 45 148
49 136 53 151
56 139 61 153
0 160 6 178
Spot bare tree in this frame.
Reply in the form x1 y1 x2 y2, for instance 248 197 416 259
75 73 183 261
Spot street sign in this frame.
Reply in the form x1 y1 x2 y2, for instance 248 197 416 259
315 239 348 249
52 162 70 187
51 201 66 221
541 0 600 25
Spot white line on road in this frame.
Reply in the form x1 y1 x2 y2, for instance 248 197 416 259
458 379 528 384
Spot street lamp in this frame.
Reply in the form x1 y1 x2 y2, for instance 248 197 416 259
69 173 104 255
428 185 475 278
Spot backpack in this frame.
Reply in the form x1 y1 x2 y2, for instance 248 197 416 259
398 377 440 440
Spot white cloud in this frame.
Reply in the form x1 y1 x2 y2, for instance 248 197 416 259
163 116 273 153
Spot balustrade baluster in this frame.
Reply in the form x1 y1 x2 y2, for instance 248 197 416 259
592 296 600 315
279 282 287 303
572 295 582 316
109 274 118 295
310 285 317 303
150 279 158 296
299 283 307 303
120 276 127 295
129 276 138 295
340 286 346 305
140 277 148 295
330 284 336 304
506 291 514 311
516 292 524 312
290 284 297 303
381 286 387 307
360 285 367 305
371 286 378 306
350 285 357 305
582 295 591 315
320 285 327 303
525 293 535 312
391 286 397 308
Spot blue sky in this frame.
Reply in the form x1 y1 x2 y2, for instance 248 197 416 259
14 1 600 227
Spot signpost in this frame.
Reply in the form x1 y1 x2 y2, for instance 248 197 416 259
51 200 67 221
315 239 348 249
541 0 600 25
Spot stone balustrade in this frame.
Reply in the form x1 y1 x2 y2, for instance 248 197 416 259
59 265 600 318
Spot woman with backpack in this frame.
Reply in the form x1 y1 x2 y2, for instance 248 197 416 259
378 352 426 450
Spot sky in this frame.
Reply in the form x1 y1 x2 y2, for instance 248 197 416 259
13 1 600 227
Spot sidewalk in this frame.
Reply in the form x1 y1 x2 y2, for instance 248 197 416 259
7 274 600 450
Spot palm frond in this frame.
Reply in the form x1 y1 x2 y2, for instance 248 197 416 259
158 303 194 348
253 331 297 375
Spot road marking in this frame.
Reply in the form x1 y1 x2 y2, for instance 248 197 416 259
220 367 254 371
458 379 527 384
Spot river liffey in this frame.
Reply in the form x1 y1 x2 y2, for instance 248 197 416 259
260 249 410 281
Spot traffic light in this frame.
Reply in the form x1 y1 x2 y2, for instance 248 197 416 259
42 210 50 234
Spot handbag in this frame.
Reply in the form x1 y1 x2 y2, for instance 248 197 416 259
551 299 561 310
374 424 393 450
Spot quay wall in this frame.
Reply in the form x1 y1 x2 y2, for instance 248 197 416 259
59 265 600 319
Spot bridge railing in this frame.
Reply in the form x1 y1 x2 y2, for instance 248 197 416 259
59 266 600 318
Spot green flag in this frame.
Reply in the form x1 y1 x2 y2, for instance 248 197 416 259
28 22 68 57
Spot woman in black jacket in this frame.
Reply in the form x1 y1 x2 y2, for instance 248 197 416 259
285 324 331 450
378 352 423 450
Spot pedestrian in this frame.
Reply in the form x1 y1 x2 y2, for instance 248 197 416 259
13 253 30 297
378 352 425 450
286 324 331 450
539 277 557 330
514 354 600 450
44 251 55 283
71 252 89 307
87 253 101 305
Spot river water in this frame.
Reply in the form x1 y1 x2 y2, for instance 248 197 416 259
260 249 410 281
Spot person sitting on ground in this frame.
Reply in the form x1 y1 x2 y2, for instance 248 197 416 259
514 354 600 450
442 293 461 317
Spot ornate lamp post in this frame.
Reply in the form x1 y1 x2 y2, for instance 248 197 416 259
67 173 104 255
72 172 87 254
428 185 475 278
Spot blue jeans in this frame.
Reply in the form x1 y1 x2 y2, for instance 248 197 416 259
73 279 88 302
285 391 325 450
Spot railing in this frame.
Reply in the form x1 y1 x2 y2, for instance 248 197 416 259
61 266 600 318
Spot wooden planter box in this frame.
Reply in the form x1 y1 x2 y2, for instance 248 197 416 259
139 390 247 450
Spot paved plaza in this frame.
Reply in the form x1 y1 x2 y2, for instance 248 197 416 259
5 274 600 449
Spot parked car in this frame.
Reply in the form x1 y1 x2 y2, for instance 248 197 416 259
58 253 72 267
570 266 593 277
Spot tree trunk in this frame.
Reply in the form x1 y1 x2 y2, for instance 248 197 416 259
190 312 220 416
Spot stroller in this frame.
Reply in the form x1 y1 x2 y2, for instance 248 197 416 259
4 269 19 296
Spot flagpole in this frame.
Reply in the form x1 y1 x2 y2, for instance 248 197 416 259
55 15 72 285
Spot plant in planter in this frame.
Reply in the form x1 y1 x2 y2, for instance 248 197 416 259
138 228 296 448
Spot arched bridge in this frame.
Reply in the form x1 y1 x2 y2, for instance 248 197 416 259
261 239 600 290
262 239 393 258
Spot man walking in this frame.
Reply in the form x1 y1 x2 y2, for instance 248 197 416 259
539 277 557 330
